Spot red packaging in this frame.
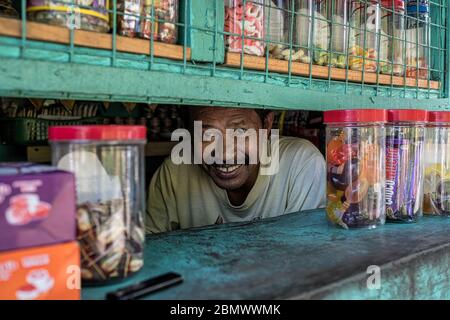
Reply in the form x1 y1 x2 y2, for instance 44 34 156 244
0 242 80 300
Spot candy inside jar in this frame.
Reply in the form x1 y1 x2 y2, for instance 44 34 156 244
324 109 387 229
140 0 179 44
225 0 265 57
423 111 450 216
329 0 350 69
385 110 426 223
295 0 329 65
49 126 147 284
349 0 381 72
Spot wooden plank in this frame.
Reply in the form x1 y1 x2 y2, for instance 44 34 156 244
225 52 440 90
82 209 450 300
0 17 191 61
27 142 177 162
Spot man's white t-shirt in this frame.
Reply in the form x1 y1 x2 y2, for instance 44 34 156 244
146 136 326 233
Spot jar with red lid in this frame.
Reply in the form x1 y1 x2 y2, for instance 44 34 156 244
423 112 450 216
49 126 147 284
385 110 426 223
324 109 386 229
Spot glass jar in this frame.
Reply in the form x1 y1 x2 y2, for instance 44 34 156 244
385 110 426 223
405 0 429 79
380 0 405 75
349 0 381 72
140 0 178 43
225 0 265 56
267 0 290 60
49 126 147 284
117 0 143 38
295 0 329 65
324 109 386 229
27 0 110 33
329 0 350 68
423 112 450 216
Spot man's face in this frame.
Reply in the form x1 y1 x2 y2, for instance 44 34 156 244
191 107 272 191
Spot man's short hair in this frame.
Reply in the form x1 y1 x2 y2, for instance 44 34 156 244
184 106 271 129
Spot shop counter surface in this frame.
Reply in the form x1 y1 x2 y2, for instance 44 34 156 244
82 209 450 300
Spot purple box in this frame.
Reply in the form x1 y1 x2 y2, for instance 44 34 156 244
0 163 76 252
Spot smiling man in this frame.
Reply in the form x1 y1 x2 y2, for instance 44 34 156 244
146 107 326 234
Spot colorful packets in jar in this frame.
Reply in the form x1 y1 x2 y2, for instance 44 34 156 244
140 0 178 44
225 0 265 57
117 0 143 38
324 110 387 229
423 111 450 216
385 110 426 223
27 0 110 33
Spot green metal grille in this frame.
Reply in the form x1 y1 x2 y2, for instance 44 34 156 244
0 0 448 110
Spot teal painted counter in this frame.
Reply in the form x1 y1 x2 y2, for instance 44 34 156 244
82 210 450 300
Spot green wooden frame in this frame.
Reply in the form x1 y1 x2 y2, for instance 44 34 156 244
0 0 448 110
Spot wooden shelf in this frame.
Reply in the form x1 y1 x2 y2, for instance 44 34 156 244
0 17 190 61
225 52 440 90
27 141 177 163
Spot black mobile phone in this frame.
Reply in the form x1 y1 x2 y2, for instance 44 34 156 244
105 272 183 300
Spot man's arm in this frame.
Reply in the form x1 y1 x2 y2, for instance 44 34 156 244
146 160 180 234
285 153 327 213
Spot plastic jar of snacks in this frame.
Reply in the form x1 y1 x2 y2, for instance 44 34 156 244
380 0 406 75
423 112 450 216
117 0 143 38
27 0 110 33
267 0 290 60
405 0 430 79
349 0 381 72
49 126 147 284
324 109 387 229
329 0 350 69
385 109 426 223
140 0 178 43
295 0 329 65
225 0 265 56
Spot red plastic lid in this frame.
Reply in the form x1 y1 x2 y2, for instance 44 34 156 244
387 109 427 122
48 125 147 141
381 0 405 10
324 109 387 124
428 111 450 123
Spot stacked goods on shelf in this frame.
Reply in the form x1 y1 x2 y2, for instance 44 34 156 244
225 0 265 56
275 110 325 155
225 0 433 82
120 0 179 43
0 100 103 145
0 163 80 300
146 104 184 141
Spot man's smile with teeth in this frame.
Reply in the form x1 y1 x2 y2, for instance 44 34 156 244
213 164 243 173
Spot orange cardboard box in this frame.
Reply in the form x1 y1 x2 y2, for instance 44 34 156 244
0 241 80 300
